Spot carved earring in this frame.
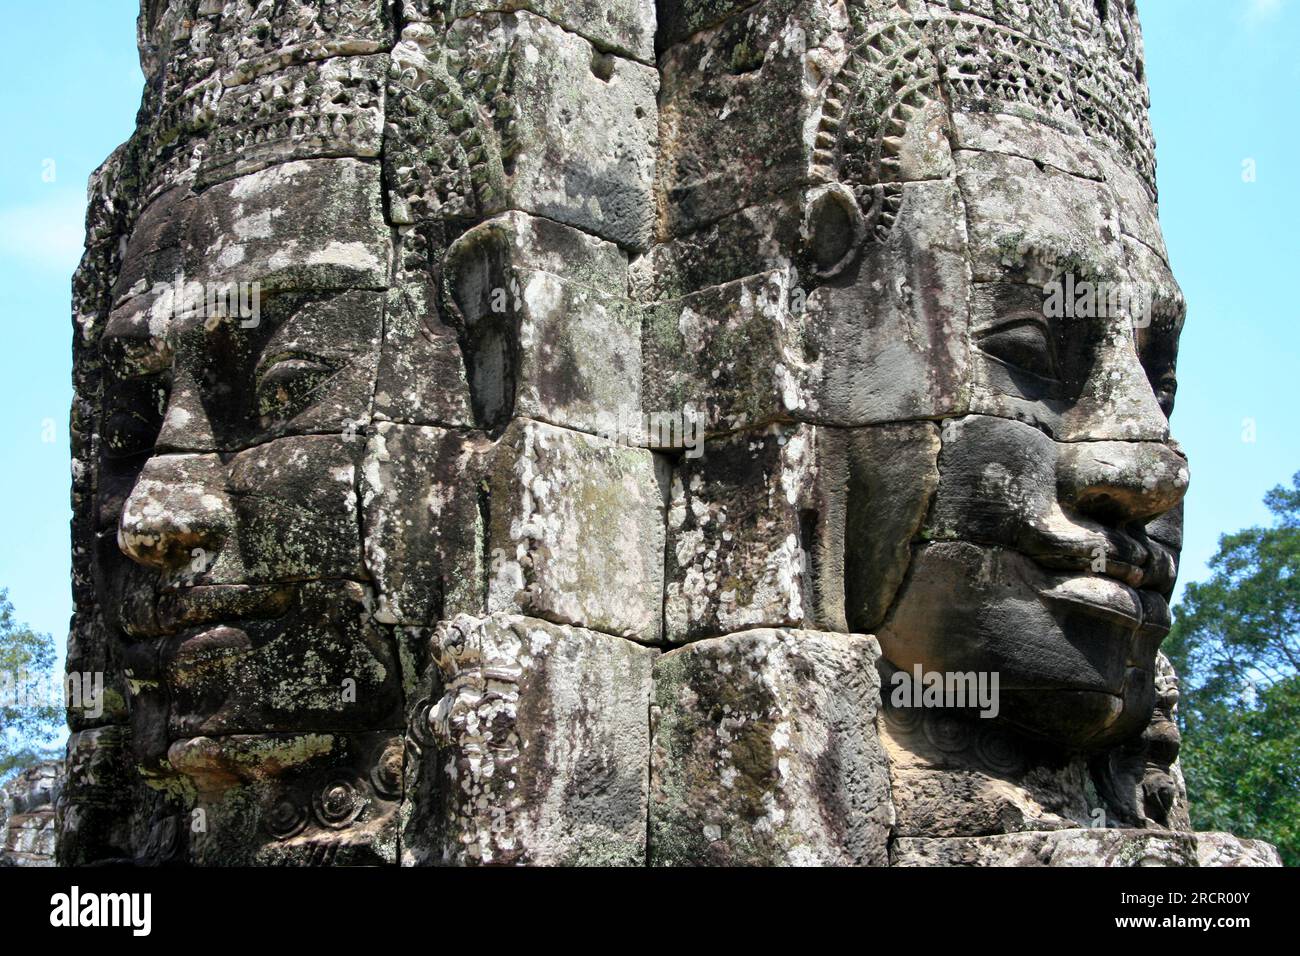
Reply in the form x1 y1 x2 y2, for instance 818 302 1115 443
802 183 869 279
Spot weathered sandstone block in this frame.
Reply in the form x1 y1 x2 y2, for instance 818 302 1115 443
664 425 833 642
403 613 656 865
488 419 667 643
650 629 891 866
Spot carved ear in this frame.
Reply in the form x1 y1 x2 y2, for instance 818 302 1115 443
802 184 868 279
440 220 520 432
440 219 511 329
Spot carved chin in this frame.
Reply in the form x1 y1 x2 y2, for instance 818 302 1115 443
878 541 1165 751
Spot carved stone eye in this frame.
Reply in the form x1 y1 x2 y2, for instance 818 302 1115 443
102 377 169 459
975 317 1060 381
1153 372 1178 417
254 354 334 418
104 403 162 459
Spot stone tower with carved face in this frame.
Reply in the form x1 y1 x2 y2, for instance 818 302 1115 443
56 0 1278 866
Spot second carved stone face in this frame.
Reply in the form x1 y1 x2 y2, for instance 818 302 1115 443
829 110 1188 750
95 157 404 863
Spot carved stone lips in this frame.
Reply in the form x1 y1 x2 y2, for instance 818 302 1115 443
156 582 295 631
1038 573 1171 633
1032 524 1175 630
1040 573 1145 626
1029 515 1176 589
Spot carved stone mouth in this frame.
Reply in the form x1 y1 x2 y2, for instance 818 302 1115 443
1033 550 1147 588
156 582 296 631
1039 573 1144 627
1030 525 1177 633
1027 523 1177 596
1038 572 1171 637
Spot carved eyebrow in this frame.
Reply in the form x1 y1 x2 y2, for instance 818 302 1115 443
970 301 1054 336
251 294 365 376
1004 237 1121 290
254 350 335 384
101 316 173 378
101 291 180 377
252 307 333 377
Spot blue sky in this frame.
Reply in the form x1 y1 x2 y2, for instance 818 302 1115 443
0 0 1296 652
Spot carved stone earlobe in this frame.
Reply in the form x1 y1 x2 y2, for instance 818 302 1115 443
802 183 870 279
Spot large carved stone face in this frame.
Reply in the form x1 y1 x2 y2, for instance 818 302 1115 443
112 287 397 735
629 1 1188 753
93 158 405 862
804 6 1189 750
871 168 1187 750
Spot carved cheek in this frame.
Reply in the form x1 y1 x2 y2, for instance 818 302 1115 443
222 435 365 585
926 414 1062 551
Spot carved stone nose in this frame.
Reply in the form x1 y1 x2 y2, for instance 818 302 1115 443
117 453 232 573
1056 440 1189 524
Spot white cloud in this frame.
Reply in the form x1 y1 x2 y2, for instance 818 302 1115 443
0 190 87 275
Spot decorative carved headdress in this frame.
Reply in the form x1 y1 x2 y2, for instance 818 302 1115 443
814 0 1156 244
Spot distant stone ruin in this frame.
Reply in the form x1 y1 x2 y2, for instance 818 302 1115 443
2 763 61 866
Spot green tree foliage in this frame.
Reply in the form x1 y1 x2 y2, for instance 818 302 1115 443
0 588 63 783
1165 473 1300 865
